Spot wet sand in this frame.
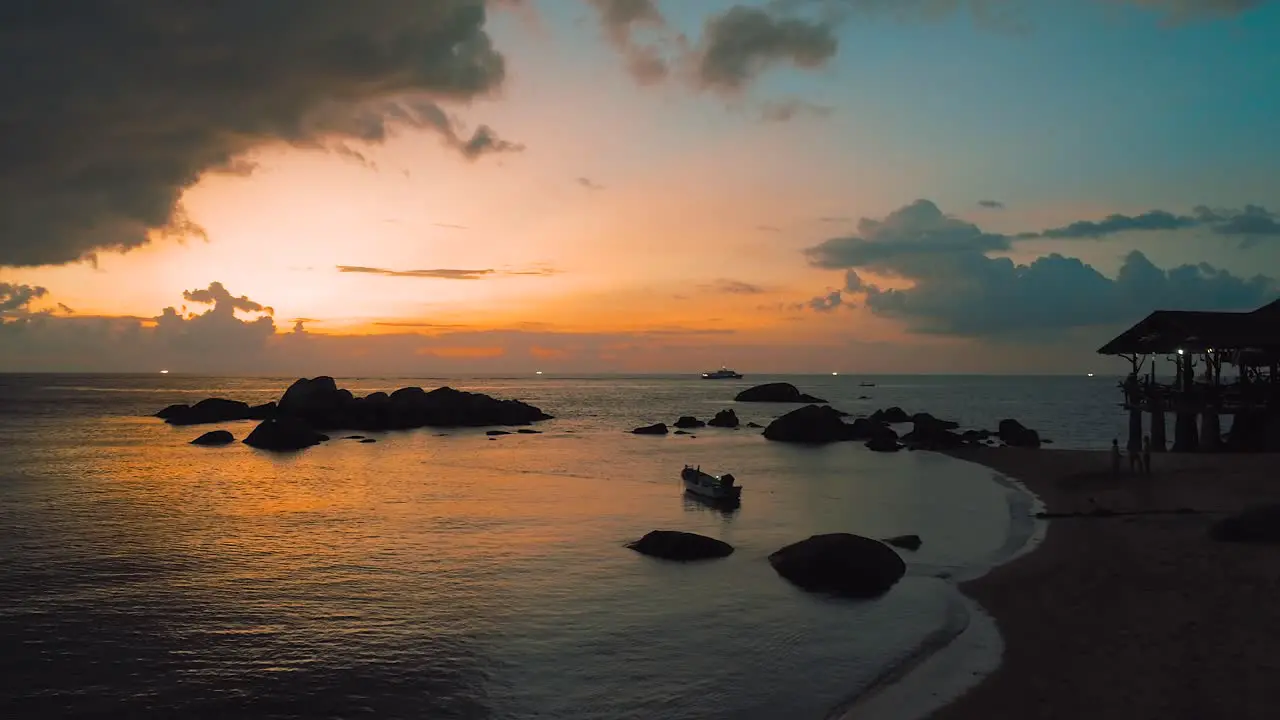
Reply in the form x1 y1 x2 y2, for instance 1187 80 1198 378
928 448 1280 720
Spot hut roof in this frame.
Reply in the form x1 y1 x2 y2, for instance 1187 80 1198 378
1097 299 1280 355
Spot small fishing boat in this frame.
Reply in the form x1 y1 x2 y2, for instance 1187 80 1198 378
859 382 876 387
681 465 742 502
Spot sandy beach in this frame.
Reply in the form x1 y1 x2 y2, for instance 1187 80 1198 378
923 448 1280 720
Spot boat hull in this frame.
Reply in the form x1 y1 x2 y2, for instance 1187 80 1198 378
681 467 742 501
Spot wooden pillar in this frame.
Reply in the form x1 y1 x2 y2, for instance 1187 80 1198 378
1150 406 1167 451
1200 411 1221 451
1172 352 1199 452
1128 407 1143 452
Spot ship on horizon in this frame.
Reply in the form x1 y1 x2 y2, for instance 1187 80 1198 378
701 367 743 380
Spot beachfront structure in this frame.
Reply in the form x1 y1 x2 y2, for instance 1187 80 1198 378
1097 299 1280 453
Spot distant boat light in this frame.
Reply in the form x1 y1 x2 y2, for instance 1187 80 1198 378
831 372 838 376
535 371 543 375
1087 373 1094 377
160 369 169 374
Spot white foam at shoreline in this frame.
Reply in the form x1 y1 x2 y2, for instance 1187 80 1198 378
828 464 1048 720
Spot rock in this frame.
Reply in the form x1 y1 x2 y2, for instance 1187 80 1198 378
883 534 922 551
869 406 910 424
359 438 376 443
486 430 511 436
632 423 669 435
160 398 253 426
858 395 871 400
998 418 1041 448
674 416 705 429
865 431 903 452
846 417 886 440
246 402 276 420
763 405 857 443
708 409 740 428
674 430 691 435
242 416 329 452
278 376 343 416
190 430 234 446
902 414 967 450
276 379 552 431
734 382 828 404
768 533 906 598
911 412 959 430
746 422 764 428
1209 505 1280 544
517 429 542 434
345 435 366 440
627 530 734 561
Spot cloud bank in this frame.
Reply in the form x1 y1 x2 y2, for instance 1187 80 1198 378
0 0 519 268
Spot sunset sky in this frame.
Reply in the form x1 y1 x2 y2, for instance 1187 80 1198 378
1 0 1278 374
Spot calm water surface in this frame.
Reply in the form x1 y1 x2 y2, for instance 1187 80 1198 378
0 374 1122 719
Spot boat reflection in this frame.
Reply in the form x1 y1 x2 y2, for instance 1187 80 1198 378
681 491 740 519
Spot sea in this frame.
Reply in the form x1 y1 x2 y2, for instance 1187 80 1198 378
0 373 1126 720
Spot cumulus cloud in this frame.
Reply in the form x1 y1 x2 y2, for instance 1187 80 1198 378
694 6 838 92
0 1 517 268
0 283 47 315
805 199 1278 337
588 0 675 84
807 289 845 312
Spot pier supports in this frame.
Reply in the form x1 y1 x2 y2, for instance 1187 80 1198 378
1150 408 1167 452
1173 412 1199 452
1127 408 1143 452
1200 412 1222 451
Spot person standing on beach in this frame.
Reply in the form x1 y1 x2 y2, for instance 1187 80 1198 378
1142 435 1152 476
1111 438 1122 477
1128 441 1140 474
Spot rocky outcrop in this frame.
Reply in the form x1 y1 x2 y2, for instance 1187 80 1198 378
190 430 234 446
865 428 903 452
998 418 1041 448
883 534 922 551
632 423 669 435
869 406 911 424
762 405 857 443
734 383 828 404
902 413 967 450
708 409 740 428
674 416 706 429
768 533 906 597
1209 505 1280 544
158 398 252 426
627 530 734 561
243 416 330 452
746 422 764 429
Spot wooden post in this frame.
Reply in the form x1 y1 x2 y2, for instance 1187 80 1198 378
1128 407 1143 453
1173 351 1199 452
1200 411 1221 451
1150 405 1167 451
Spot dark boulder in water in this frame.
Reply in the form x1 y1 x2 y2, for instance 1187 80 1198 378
865 430 903 453
632 423 669 435
869 406 910 424
734 382 828 404
708 409 740 428
883 534 923 551
902 414 967 450
243 416 329 452
359 438 376 444
627 530 734 561
746 421 764 429
1209 505 1280 544
159 398 252 426
190 430 234 446
673 416 705 429
769 533 906 598
762 405 856 444
517 429 542 434
998 418 1041 448
486 430 511 436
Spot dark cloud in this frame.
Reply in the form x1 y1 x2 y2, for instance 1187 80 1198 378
182 281 272 316
152 282 277 356
805 199 1278 338
588 0 673 84
706 279 767 295
577 177 605 190
1118 0 1271 19
337 265 557 279
337 266 496 280
760 99 835 122
0 282 48 315
694 6 838 92
1038 210 1198 239
0 1 517 268
978 200 1005 209
807 290 845 312
1031 204 1280 247
1194 204 1280 247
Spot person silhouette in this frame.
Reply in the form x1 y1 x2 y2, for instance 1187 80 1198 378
1142 435 1152 476
1111 438 1122 477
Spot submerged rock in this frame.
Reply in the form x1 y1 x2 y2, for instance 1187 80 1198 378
883 534 923 551
517 429 542 434
708 409 740 428
359 438 377 444
627 530 734 561
486 430 511 436
869 406 911 424
769 533 906 598
762 405 856 444
190 430 234 446
746 422 764 429
632 423 669 435
734 383 828 404
242 416 329 452
1210 505 1280 544
673 416 706 429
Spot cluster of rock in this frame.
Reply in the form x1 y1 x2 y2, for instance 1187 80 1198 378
160 376 552 451
759 403 1043 452
733 382 827 404
626 530 910 598
632 409 746 435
